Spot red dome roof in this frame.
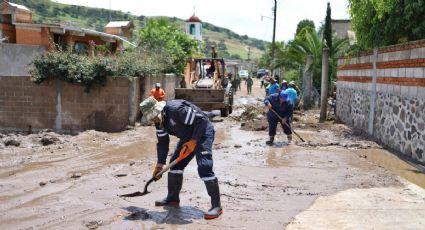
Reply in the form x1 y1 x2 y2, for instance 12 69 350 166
187 14 201 23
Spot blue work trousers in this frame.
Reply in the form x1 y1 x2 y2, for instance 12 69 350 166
169 125 216 181
267 111 292 137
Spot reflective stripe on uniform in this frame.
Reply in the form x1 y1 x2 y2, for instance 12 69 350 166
184 107 192 124
156 129 168 137
169 170 184 174
189 110 196 125
201 176 216 181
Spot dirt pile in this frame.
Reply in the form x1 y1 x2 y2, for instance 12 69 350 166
232 105 269 131
0 130 69 149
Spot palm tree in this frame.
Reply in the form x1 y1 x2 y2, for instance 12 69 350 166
274 28 349 90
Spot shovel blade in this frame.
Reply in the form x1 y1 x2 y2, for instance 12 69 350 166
119 191 149 197
118 178 155 198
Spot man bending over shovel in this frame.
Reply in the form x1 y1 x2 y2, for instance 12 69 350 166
140 96 223 219
264 91 294 145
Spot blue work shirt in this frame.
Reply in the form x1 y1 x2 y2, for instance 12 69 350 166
154 100 211 165
264 93 293 121
267 83 280 95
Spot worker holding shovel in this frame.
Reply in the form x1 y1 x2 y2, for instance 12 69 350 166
139 96 223 220
264 91 294 145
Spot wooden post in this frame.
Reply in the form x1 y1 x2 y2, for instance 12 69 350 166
319 48 330 122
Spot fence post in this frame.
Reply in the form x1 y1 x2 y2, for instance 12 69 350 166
368 48 378 135
128 77 139 125
54 78 62 130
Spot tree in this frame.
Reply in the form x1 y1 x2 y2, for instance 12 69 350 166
295 19 315 36
273 28 349 89
138 18 199 74
349 0 425 49
324 2 332 53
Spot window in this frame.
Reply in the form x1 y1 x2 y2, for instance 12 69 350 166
73 42 89 55
189 24 196 35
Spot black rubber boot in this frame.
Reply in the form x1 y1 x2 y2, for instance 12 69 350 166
266 136 274 146
204 178 223 219
155 173 183 206
287 134 292 142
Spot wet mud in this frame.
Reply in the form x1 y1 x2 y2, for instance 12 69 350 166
0 78 421 229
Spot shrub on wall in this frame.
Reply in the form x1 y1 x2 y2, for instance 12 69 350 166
30 51 112 92
29 48 174 92
114 48 174 77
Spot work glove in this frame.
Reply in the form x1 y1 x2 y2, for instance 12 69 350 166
281 117 288 124
152 164 164 181
182 139 197 156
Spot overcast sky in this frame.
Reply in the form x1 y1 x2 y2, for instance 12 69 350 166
54 0 350 42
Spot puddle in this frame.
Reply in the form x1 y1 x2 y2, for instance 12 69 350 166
123 206 203 224
352 149 425 189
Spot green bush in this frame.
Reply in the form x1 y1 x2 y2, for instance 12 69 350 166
29 48 174 92
30 51 112 92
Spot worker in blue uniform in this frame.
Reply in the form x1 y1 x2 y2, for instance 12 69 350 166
139 96 223 219
263 91 294 145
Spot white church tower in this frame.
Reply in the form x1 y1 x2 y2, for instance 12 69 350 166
185 14 202 41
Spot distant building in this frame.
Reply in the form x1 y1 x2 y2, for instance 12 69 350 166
104 21 134 40
185 14 202 41
0 1 134 54
331 19 356 44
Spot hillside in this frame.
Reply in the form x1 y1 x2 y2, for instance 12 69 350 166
10 0 268 60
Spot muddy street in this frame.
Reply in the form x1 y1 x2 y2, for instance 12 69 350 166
1 79 424 229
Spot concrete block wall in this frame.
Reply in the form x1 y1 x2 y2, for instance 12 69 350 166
336 39 425 164
0 76 57 131
0 75 178 133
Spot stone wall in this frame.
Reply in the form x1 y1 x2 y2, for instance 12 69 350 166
336 39 425 164
0 75 178 133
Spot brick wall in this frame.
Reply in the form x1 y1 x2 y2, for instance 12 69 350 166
0 76 56 131
15 27 45 46
104 27 121 36
0 23 16 43
0 76 130 132
0 75 178 133
15 11 32 23
336 39 425 164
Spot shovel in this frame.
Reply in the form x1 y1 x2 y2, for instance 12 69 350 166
269 108 306 142
119 145 190 197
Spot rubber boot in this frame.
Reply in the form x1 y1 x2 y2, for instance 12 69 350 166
155 173 183 206
204 178 223 219
266 136 274 146
287 134 292 143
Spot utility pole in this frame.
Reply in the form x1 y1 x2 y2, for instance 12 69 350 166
247 47 251 61
271 0 277 66
271 0 277 77
109 0 112 21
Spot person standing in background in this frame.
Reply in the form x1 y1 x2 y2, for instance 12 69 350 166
246 76 253 95
150 83 166 102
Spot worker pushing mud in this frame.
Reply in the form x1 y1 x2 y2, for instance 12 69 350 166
264 91 294 145
139 96 223 219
